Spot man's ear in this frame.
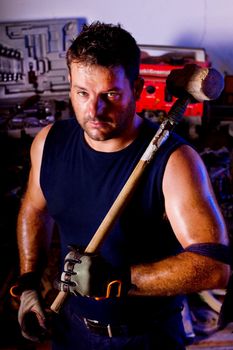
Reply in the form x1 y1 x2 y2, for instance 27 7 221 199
68 73 71 98
133 77 144 101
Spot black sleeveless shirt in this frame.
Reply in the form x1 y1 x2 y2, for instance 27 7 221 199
40 117 187 322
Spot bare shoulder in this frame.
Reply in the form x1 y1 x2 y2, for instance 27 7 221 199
30 123 53 158
23 124 53 209
166 144 205 172
163 144 210 191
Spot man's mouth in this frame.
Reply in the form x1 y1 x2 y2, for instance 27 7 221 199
89 120 106 127
88 117 111 128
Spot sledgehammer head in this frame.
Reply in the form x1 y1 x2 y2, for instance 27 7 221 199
166 64 224 102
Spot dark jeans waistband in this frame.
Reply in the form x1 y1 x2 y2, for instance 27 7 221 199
65 295 184 325
82 317 155 338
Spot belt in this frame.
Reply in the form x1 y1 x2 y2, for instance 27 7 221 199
82 305 183 338
83 317 144 338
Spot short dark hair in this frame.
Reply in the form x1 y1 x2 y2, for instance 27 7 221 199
66 21 141 85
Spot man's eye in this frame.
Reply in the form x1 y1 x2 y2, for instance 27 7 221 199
107 92 120 100
77 91 88 97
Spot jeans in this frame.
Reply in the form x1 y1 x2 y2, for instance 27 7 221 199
52 302 186 350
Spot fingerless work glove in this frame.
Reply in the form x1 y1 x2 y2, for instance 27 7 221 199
18 289 48 342
12 272 49 342
57 245 131 298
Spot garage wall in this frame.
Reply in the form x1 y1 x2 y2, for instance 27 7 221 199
0 0 233 74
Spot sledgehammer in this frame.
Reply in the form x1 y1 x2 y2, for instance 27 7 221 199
50 63 224 314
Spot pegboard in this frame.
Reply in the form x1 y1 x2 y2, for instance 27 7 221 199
0 17 86 103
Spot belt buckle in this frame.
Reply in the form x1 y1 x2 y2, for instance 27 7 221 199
107 324 113 337
83 318 113 338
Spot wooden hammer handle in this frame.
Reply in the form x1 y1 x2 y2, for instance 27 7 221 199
50 97 189 313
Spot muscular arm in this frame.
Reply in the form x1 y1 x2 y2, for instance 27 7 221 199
130 145 230 296
17 124 54 275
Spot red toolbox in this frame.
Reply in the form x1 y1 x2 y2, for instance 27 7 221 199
137 45 210 120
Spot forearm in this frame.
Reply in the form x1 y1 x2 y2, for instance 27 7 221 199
17 192 54 275
130 251 230 297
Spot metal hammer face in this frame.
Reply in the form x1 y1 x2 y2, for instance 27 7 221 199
166 63 224 102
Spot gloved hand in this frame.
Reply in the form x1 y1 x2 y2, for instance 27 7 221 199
18 289 49 342
57 245 131 298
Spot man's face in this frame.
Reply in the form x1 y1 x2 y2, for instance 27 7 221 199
69 63 140 144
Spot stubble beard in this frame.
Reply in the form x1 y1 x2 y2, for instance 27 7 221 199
83 100 136 142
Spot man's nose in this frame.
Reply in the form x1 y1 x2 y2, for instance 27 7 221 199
88 96 106 118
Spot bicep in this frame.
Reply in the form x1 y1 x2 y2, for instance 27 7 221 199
163 145 229 248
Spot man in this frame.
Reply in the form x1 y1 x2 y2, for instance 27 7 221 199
16 22 230 349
